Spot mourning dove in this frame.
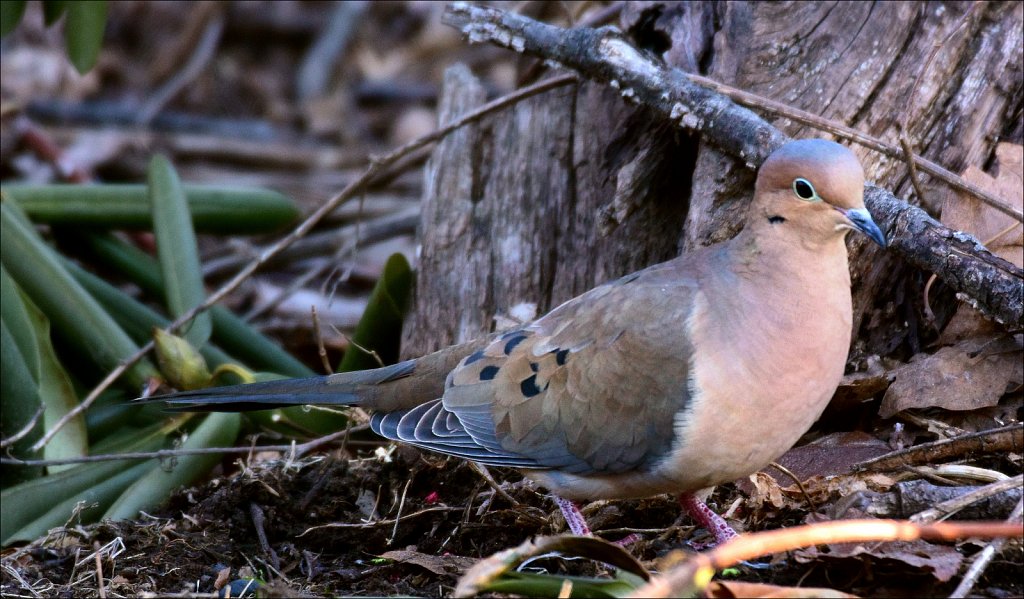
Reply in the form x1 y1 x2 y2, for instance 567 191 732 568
150 139 886 545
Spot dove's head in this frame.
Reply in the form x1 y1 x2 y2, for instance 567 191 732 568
753 139 886 247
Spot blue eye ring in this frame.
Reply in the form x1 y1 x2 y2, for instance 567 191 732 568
793 178 818 201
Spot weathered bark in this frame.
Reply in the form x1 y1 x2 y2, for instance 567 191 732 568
405 1 1022 359
682 0 1024 339
403 65 692 357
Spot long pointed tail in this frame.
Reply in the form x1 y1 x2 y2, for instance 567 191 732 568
145 359 417 412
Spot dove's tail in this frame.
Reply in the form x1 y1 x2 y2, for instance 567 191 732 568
140 337 487 413
144 359 418 412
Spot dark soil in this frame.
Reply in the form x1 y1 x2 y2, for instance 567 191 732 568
4 437 1020 597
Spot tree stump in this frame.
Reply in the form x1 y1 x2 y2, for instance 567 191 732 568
404 1 1022 363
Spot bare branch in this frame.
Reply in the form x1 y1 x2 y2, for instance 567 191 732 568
442 2 1023 327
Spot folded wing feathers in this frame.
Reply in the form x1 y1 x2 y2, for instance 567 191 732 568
370 399 542 468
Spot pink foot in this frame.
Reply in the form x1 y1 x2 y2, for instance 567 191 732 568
554 496 592 536
613 533 643 547
679 492 739 549
554 497 643 545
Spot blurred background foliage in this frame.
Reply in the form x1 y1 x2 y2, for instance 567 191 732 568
0 0 466 544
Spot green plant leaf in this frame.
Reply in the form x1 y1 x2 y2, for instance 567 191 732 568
76 232 314 378
64 258 234 371
103 412 241 520
0 198 159 389
0 418 179 545
0 317 43 485
337 252 413 372
4 460 152 545
82 388 138 444
18 286 88 473
0 0 26 37
0 265 39 381
0 265 86 482
483 571 648 598
456 536 650 597
64 240 332 437
148 155 211 348
42 0 69 25
63 0 107 73
3 184 299 233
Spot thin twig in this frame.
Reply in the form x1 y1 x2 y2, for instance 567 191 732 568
902 464 963 487
299 506 462 535
93 541 105 599
334 325 386 369
984 221 1024 249
628 520 1023 598
0 405 45 449
8 426 365 467
241 205 417 319
853 423 1024 472
950 497 1024 598
896 1 980 204
683 71 1022 222
138 8 225 125
468 462 521 507
249 502 281 571
311 306 333 375
767 461 818 513
202 194 420 278
388 477 414 546
911 474 1024 523
28 73 579 453
899 131 928 204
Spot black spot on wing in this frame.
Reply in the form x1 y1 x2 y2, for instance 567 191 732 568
529 362 539 372
463 350 486 365
554 349 569 365
520 374 544 397
503 334 527 355
479 365 500 381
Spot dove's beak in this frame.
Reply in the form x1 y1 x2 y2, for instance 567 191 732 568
838 207 887 247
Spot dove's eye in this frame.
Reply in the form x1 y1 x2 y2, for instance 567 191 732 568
793 178 818 201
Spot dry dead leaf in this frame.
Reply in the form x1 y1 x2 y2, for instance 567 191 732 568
797 473 898 506
739 433 893 509
794 539 963 582
880 336 1023 418
747 472 786 511
379 549 477 578
769 432 893 481
941 143 1023 264
887 143 1024 419
936 394 1024 433
832 370 897 409
939 142 1023 343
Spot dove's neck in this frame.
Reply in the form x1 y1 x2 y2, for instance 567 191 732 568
729 220 852 301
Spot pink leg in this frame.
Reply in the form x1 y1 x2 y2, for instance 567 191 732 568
554 496 591 536
679 492 739 547
553 497 642 545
